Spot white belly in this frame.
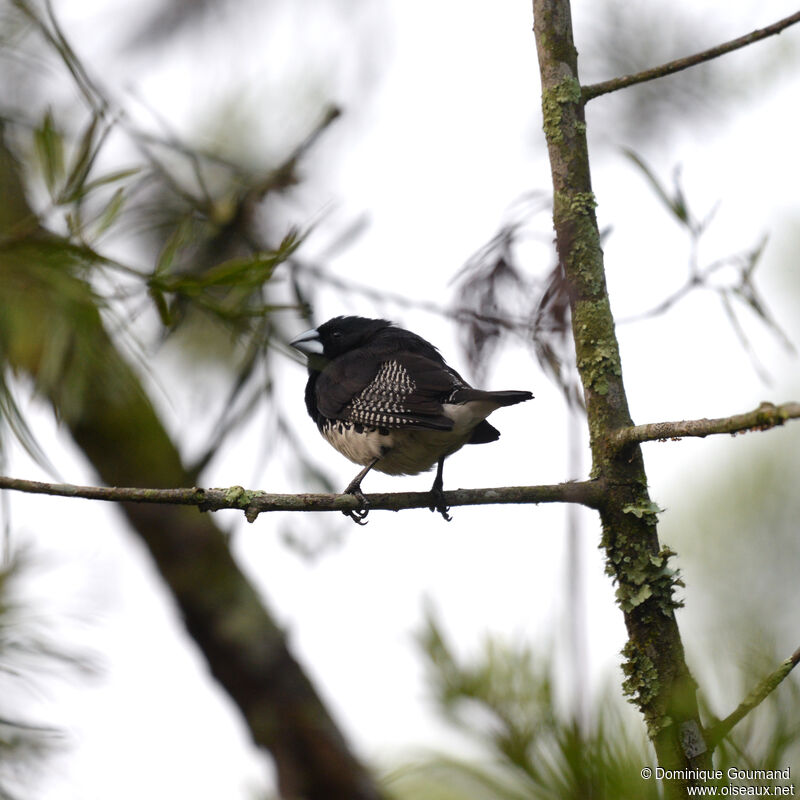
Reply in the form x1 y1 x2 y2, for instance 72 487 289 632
373 428 473 475
319 399 501 477
320 420 393 467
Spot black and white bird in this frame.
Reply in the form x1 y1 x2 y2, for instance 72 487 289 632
291 316 533 523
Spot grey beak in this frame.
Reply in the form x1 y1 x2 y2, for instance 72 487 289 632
290 327 324 356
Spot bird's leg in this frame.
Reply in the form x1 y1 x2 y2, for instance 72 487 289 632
429 458 452 521
342 458 379 524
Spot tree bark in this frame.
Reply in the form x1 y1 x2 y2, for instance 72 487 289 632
532 0 711 793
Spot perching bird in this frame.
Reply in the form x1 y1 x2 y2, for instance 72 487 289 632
291 316 533 523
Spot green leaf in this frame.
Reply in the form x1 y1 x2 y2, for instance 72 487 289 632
192 252 279 288
33 109 65 197
148 285 171 326
92 186 126 237
59 114 108 204
82 167 140 194
0 372 57 474
153 217 194 279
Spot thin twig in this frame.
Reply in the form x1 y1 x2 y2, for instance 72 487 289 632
707 645 800 749
289 259 535 335
583 10 800 102
0 476 606 522
611 401 800 450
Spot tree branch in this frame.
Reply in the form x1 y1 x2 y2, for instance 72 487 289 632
534 0 711 788
707 645 800 750
582 11 800 102
610 401 800 450
0 475 606 521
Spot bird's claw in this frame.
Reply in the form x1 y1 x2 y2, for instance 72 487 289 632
429 487 452 522
343 486 370 525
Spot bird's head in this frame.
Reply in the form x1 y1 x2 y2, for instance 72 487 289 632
291 316 392 365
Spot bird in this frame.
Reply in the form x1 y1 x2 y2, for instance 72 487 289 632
291 315 533 523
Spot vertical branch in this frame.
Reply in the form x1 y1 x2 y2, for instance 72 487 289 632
532 0 711 791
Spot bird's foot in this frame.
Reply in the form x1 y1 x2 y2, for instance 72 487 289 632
343 481 370 525
428 486 452 522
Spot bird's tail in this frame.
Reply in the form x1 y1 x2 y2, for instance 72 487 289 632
486 389 534 407
452 388 533 407
462 390 533 445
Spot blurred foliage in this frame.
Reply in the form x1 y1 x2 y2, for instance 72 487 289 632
1 2 373 794
0 0 354 489
121 0 240 52
706 646 800 780
384 609 800 799
449 194 586 407
0 554 90 800
384 608 659 800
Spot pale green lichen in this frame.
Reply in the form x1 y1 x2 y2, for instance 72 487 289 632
568 190 597 215
224 485 255 508
622 500 664 522
621 639 659 707
541 77 582 144
583 345 621 393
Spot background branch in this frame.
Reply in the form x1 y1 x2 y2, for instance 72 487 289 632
0 131 385 800
0 476 606 521
582 10 800 102
611 401 800 450
707 646 800 749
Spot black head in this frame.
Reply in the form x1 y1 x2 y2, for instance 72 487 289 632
291 316 393 362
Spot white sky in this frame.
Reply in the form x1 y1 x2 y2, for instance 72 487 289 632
5 0 800 797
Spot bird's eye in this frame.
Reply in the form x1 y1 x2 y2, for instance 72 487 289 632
331 331 342 339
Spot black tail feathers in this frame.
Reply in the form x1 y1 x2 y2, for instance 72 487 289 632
487 390 534 407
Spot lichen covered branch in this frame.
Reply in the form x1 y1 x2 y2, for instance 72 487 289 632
611 402 800 449
707 646 800 749
0 475 605 522
533 0 711 789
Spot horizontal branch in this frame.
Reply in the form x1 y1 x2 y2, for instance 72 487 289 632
707 645 800 749
0 475 606 522
582 10 800 102
610 401 800 450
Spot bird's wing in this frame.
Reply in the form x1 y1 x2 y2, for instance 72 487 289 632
315 351 459 430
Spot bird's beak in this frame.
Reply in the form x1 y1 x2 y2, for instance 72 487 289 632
290 327 324 356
